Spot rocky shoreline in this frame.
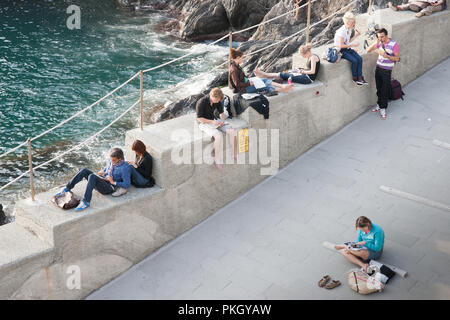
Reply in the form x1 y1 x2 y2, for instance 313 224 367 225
117 0 406 122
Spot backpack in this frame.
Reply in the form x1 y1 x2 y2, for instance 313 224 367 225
347 269 385 295
390 79 405 101
326 47 339 63
51 191 80 210
213 95 232 119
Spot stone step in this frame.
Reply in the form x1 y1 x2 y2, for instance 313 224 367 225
14 182 164 249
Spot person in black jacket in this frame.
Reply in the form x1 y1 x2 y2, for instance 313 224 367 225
128 140 155 188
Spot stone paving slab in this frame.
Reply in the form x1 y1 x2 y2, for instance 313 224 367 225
87 58 450 300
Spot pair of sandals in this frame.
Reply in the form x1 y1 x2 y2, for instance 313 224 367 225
318 275 341 289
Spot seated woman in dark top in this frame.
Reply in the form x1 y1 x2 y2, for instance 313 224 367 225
253 44 320 85
127 139 155 188
229 48 293 94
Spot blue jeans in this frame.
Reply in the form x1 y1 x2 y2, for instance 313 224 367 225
340 48 363 78
66 168 114 203
279 72 312 84
245 78 275 93
129 166 149 187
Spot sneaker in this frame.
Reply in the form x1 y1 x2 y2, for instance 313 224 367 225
55 187 69 197
112 187 128 197
75 201 89 211
380 108 387 119
388 2 398 11
371 105 380 112
356 77 369 86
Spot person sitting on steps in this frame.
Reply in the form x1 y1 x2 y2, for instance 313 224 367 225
127 139 155 188
389 0 447 18
55 147 131 211
196 88 237 171
229 48 293 94
334 216 385 273
253 44 320 85
334 11 369 86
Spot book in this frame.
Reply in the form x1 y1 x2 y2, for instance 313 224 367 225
242 93 260 100
344 241 367 251
248 77 266 89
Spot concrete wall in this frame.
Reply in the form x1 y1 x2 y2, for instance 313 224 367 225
0 8 449 299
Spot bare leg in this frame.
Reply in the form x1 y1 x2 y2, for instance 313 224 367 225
254 68 280 79
272 81 293 92
339 249 369 272
295 0 300 18
213 133 223 170
226 128 237 161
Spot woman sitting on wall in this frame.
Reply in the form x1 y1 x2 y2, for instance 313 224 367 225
334 11 368 86
253 44 320 85
127 139 155 188
229 48 293 94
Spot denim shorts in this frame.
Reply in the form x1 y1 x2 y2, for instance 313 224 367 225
245 78 275 93
363 249 383 262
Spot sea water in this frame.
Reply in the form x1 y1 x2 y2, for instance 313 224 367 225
0 0 228 217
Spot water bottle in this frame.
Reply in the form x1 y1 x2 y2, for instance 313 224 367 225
288 76 293 85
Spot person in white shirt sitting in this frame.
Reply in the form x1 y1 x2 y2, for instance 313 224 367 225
334 11 368 86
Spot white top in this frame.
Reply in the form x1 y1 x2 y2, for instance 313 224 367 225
334 25 352 47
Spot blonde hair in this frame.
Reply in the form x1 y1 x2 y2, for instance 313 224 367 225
299 43 313 55
355 216 372 230
209 87 224 100
343 11 355 24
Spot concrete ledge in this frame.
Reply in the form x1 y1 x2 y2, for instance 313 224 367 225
2 8 450 299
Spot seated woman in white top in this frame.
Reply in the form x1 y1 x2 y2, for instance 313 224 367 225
334 12 368 86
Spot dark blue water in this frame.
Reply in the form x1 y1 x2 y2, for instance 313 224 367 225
0 0 227 213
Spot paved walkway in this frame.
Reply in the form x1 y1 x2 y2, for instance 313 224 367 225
87 58 450 300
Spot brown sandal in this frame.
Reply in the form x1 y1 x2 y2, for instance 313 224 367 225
325 280 341 289
318 275 331 287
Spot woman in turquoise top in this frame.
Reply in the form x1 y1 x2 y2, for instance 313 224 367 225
335 216 385 273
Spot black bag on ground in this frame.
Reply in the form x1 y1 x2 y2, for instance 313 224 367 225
247 94 270 119
230 94 248 117
231 93 270 119
390 79 405 101
51 191 80 210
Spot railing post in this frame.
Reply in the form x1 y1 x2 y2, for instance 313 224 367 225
306 0 311 43
27 138 35 201
140 70 143 131
228 31 232 88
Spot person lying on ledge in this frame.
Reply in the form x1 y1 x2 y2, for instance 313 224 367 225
229 48 293 94
253 44 320 85
196 88 237 171
127 139 155 188
389 0 447 18
55 147 131 211
334 216 385 273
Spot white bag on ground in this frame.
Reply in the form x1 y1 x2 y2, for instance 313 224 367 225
347 269 385 295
